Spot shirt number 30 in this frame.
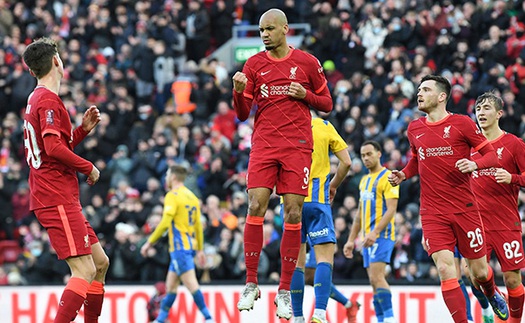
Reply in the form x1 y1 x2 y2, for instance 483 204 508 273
23 119 42 169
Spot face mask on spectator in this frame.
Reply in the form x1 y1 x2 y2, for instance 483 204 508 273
31 247 42 257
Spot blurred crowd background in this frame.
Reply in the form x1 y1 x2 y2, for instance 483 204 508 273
1 0 525 287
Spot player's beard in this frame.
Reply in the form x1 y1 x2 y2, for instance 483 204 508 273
265 45 275 50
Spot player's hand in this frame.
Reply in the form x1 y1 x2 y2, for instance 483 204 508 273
363 232 377 248
288 82 306 99
343 240 355 259
495 167 512 184
196 250 206 268
329 186 337 204
86 165 100 185
140 242 152 257
388 170 405 187
421 235 428 252
232 71 247 93
82 106 101 133
455 158 477 173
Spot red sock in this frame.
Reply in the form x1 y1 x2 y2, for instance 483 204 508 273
244 215 264 285
441 278 468 323
84 281 105 323
279 222 301 291
55 277 90 323
508 284 524 322
476 266 496 298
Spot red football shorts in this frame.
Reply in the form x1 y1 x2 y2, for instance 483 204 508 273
247 146 312 196
421 210 487 259
485 229 525 272
35 203 98 260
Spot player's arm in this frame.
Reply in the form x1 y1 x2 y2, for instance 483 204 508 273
302 84 332 113
456 141 498 173
344 204 361 259
71 106 101 147
43 134 93 175
496 139 525 185
390 143 418 186
194 206 204 251
232 71 252 121
329 148 351 203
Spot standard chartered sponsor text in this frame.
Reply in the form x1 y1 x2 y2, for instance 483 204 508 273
270 85 290 96
426 146 453 157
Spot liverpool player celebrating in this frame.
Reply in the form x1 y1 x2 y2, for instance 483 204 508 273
22 37 109 323
232 8 332 320
469 92 525 323
388 75 509 322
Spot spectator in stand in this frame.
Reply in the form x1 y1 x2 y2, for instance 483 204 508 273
183 0 211 63
212 99 237 143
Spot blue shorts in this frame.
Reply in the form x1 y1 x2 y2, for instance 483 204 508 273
301 203 336 245
169 250 196 275
362 238 395 268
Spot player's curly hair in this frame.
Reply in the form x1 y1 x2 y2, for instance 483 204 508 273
22 37 59 79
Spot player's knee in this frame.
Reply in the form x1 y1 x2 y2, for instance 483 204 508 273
248 200 266 216
369 274 382 288
504 272 522 289
283 209 301 224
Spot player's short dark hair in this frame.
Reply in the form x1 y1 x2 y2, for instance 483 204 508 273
169 164 188 182
361 140 382 152
22 37 59 79
421 74 451 102
475 90 504 111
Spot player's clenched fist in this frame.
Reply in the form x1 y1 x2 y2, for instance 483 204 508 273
87 165 100 185
232 71 248 93
387 170 405 187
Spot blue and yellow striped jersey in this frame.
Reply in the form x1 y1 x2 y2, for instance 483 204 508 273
304 118 348 204
147 185 204 252
358 168 399 241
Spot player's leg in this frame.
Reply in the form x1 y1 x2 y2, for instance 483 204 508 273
84 241 110 323
180 268 213 323
291 243 307 323
153 270 180 323
367 238 395 323
276 193 304 319
501 270 524 323
237 186 271 311
432 250 468 323
57 255 96 323
467 257 508 321
490 230 525 323
455 251 473 322
36 205 96 323
310 242 335 323
457 211 508 321
304 247 359 323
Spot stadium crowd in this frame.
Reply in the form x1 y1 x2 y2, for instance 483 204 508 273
1 0 525 286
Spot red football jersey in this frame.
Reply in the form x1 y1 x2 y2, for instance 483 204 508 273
23 86 85 210
406 114 489 215
241 48 328 149
470 132 525 231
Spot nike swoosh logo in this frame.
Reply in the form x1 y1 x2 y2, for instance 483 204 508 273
301 185 308 189
511 308 521 312
416 133 425 139
474 247 483 253
515 258 524 264
261 70 271 75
